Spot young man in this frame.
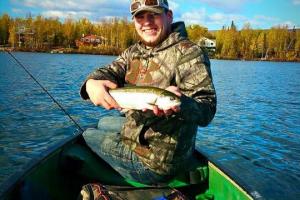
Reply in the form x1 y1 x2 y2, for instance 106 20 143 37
80 0 216 184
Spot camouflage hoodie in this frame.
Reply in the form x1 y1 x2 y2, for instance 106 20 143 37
80 22 216 175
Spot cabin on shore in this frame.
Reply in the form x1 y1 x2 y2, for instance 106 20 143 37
198 37 216 51
75 34 107 47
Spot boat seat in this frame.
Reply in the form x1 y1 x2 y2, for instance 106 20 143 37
60 143 208 188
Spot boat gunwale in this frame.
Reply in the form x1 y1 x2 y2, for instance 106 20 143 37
0 130 83 199
196 147 265 200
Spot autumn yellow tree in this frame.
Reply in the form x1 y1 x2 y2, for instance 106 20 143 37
186 24 209 43
8 21 16 47
266 25 290 59
218 21 240 59
63 17 76 48
240 23 254 59
117 18 136 49
47 18 63 47
215 28 225 57
295 30 300 58
0 14 10 45
257 31 267 59
76 18 94 38
240 23 261 59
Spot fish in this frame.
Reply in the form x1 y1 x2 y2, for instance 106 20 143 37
109 86 181 111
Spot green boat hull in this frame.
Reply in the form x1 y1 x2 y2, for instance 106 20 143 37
0 133 257 200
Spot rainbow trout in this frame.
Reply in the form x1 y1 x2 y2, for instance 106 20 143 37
109 86 181 110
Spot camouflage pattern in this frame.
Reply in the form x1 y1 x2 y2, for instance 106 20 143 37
80 22 216 175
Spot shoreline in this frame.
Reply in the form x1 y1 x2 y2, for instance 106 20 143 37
1 47 299 63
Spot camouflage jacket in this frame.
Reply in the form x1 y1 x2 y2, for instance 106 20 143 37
80 22 216 175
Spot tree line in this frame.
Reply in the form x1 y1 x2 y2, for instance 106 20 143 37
214 21 300 61
1 14 299 61
0 13 137 55
186 21 300 61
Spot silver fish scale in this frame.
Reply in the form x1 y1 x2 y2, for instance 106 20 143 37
109 87 180 110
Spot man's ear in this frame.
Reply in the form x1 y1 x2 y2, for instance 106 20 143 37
166 10 173 23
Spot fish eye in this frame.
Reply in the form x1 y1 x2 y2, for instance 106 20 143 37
169 96 175 101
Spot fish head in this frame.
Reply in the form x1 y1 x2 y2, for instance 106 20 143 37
156 93 181 110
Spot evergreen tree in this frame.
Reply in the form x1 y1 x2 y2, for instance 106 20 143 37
230 20 237 31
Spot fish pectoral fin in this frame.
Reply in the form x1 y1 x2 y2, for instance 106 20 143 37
145 103 155 110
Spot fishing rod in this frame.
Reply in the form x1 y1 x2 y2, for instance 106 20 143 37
5 50 84 133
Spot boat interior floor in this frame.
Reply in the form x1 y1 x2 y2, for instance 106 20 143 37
8 138 210 200
59 141 210 199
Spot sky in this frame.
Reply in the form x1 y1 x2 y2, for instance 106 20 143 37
0 0 300 30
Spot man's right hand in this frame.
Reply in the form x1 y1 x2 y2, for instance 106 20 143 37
86 79 120 110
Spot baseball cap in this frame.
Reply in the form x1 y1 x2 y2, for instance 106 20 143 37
130 0 169 17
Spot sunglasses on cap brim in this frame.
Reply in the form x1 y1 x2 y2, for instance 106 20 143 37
130 0 167 14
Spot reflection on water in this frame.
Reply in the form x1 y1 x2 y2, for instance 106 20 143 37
0 52 299 199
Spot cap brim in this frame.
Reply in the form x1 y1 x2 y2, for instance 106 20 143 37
132 7 164 17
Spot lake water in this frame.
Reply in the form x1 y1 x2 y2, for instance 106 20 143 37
0 52 299 199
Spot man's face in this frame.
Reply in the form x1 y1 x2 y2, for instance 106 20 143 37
134 10 172 47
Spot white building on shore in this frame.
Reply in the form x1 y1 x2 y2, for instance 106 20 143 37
198 37 216 51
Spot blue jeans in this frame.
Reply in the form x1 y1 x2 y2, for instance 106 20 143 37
83 115 171 185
